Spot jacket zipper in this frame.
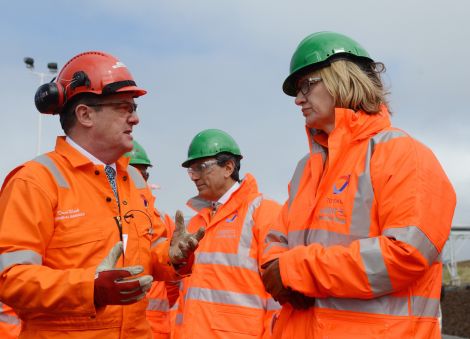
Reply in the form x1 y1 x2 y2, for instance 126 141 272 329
114 216 123 241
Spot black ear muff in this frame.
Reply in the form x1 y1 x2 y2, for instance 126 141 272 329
34 71 90 114
34 82 65 114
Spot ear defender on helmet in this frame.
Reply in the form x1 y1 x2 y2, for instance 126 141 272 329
34 71 91 114
70 71 90 90
34 81 65 114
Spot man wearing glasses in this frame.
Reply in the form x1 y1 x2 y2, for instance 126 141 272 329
0 51 203 339
172 129 282 338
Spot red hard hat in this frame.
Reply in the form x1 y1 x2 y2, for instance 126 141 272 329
35 51 147 114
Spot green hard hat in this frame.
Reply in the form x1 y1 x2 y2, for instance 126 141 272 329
182 129 242 167
124 140 152 166
283 31 373 96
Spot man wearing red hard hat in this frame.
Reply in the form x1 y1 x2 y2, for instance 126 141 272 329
0 51 204 339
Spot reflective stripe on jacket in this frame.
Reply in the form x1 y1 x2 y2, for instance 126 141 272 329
173 174 282 339
0 302 20 339
264 107 456 338
0 137 178 339
146 209 176 339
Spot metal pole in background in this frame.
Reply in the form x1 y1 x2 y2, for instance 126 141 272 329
23 57 58 155
36 72 46 155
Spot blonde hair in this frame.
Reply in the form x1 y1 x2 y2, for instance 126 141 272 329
319 59 389 114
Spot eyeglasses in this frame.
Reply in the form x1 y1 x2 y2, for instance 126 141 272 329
86 101 138 114
187 159 218 177
297 77 322 96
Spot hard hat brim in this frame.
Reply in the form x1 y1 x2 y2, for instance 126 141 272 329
116 86 147 97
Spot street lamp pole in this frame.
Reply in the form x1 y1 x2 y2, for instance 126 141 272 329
24 57 58 155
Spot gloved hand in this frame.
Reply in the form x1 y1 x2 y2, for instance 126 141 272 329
169 210 205 267
94 242 153 308
261 259 315 310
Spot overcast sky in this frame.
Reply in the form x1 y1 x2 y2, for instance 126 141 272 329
1 0 469 226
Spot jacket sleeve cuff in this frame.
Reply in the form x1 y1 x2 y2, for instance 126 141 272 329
279 245 328 298
279 246 311 292
82 266 99 315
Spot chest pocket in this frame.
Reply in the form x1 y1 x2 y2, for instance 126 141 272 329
48 227 105 248
47 227 107 269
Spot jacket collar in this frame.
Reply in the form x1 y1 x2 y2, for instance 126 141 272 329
54 136 130 171
186 173 258 213
306 105 392 153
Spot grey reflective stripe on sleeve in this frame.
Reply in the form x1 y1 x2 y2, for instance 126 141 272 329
175 313 183 325
147 298 170 312
266 297 281 311
288 154 309 209
151 237 167 249
185 287 265 309
179 279 184 291
127 166 147 189
196 252 258 272
350 130 407 238
265 230 288 245
316 295 408 316
0 303 20 325
0 313 20 325
287 228 361 248
383 226 439 265
0 250 43 274
411 296 440 317
359 237 393 296
264 228 289 254
316 294 439 318
33 154 69 189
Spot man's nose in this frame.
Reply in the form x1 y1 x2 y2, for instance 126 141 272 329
129 111 139 125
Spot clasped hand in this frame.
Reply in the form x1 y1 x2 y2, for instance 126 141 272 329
261 258 315 310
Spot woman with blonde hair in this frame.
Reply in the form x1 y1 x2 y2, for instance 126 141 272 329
262 31 456 338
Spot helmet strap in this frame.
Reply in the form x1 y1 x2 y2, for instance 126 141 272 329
102 80 137 95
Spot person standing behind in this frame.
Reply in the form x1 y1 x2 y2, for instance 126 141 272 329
124 140 179 339
261 31 456 338
0 51 203 339
173 129 282 339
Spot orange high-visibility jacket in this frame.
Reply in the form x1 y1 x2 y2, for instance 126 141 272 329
0 302 20 338
0 137 180 339
173 174 282 339
146 209 177 339
264 107 456 338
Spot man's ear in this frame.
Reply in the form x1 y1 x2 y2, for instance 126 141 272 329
224 160 235 179
75 104 94 128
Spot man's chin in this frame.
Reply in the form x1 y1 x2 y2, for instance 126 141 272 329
197 190 210 200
